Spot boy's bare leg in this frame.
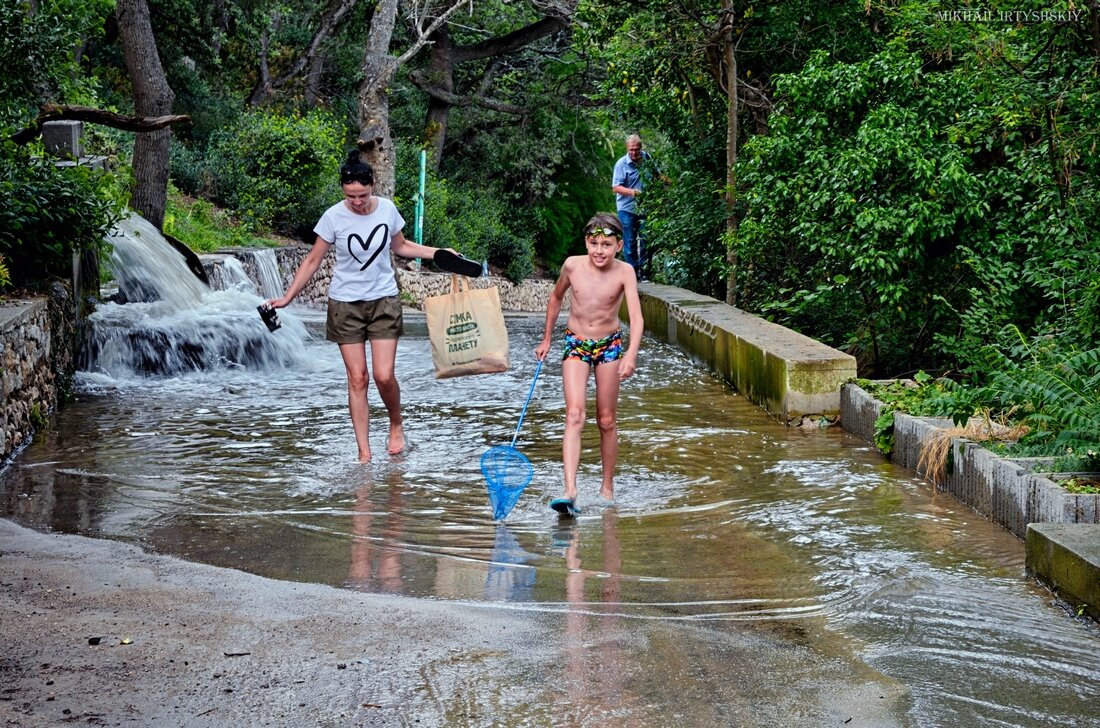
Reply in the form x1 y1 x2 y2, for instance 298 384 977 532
369 338 405 454
339 343 373 462
594 362 621 500
561 359 591 500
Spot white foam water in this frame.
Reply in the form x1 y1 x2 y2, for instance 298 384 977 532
87 211 311 379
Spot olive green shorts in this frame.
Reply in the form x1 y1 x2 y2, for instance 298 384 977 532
325 296 404 343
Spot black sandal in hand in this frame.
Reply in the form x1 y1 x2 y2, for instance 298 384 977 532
433 249 483 278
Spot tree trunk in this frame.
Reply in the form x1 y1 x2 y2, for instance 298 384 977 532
117 0 175 230
355 0 473 196
423 27 454 170
246 13 278 107
305 54 325 107
418 15 567 170
211 0 229 57
723 1 739 307
246 0 358 107
357 0 401 196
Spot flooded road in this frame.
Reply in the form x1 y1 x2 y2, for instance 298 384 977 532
3 312 1099 727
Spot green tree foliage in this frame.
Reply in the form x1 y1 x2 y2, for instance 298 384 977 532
577 0 875 298
736 5 1100 375
395 144 534 282
132 0 591 271
414 13 608 269
0 0 113 129
0 2 124 292
203 108 344 234
0 141 126 288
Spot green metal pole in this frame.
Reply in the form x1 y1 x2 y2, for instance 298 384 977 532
412 150 426 269
416 151 426 244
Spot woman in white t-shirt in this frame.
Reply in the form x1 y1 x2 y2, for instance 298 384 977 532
267 150 445 462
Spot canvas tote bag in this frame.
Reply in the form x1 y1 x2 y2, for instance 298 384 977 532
424 275 510 378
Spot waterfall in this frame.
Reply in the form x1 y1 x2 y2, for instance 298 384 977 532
205 255 258 294
107 213 209 307
85 210 312 379
252 248 285 299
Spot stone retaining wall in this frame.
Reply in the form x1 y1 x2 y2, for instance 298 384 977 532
0 284 76 466
213 246 562 312
1025 523 1100 622
841 382 1100 539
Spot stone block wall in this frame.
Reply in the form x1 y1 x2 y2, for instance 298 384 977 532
638 282 857 425
222 245 563 312
0 284 75 465
841 382 1100 538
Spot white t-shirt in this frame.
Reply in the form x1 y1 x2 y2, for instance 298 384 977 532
313 197 405 302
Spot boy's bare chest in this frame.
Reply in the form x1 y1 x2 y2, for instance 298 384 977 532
570 272 623 311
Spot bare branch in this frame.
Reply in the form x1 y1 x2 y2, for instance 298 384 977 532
11 104 190 145
394 0 472 68
408 70 526 114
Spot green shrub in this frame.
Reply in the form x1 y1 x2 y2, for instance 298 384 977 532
0 253 10 289
205 109 343 235
857 372 965 456
979 333 1100 472
643 161 727 295
534 154 614 269
0 140 126 288
858 330 1100 472
162 187 274 253
169 141 209 197
395 144 535 282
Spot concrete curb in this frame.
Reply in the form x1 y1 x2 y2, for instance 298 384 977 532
1026 523 1100 621
841 382 1100 538
636 283 857 425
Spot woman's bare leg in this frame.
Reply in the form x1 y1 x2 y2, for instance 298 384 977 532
369 338 405 454
339 343 372 462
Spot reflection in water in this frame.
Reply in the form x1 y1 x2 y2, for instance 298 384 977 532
484 525 536 601
561 510 632 723
2 315 1099 726
347 467 406 593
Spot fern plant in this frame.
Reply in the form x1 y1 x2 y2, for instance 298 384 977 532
0 253 9 289
982 333 1100 472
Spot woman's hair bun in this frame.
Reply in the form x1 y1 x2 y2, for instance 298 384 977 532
340 150 375 186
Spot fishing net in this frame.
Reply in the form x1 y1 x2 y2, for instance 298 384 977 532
481 445 534 520
480 359 542 520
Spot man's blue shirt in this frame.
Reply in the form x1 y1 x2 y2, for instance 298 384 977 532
612 152 653 214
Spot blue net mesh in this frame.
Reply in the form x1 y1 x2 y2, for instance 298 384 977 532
480 445 534 520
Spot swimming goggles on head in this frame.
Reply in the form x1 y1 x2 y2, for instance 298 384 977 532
584 225 621 237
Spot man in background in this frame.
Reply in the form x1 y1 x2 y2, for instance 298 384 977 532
611 134 660 281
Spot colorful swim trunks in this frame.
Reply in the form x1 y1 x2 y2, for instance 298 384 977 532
562 328 623 366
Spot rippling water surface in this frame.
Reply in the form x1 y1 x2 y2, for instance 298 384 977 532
3 311 1098 727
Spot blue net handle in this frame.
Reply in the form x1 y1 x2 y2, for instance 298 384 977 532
510 358 543 447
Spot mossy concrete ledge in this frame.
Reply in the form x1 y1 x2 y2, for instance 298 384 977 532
1026 523 1100 622
633 283 856 425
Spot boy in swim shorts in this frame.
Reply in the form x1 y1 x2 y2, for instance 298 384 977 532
535 212 644 514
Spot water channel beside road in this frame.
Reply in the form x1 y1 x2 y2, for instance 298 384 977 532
2 311 1098 727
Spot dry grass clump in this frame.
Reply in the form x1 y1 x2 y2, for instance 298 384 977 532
917 413 1029 484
